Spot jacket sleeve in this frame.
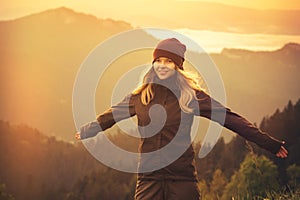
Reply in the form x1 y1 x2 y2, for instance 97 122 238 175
80 93 137 139
191 90 283 154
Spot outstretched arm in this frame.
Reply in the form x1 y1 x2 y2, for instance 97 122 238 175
192 90 288 158
75 93 137 140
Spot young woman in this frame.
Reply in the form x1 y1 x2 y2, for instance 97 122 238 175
75 38 288 200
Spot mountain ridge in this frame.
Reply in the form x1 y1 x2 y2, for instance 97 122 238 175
218 43 300 68
2 4 300 34
221 42 300 54
0 6 132 28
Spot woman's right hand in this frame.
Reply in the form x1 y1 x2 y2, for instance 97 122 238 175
75 132 81 140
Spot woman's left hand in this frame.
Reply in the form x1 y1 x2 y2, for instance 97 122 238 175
276 143 288 158
75 132 81 140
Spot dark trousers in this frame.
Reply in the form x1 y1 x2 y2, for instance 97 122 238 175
134 179 200 200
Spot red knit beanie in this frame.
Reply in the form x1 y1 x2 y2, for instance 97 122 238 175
152 38 186 70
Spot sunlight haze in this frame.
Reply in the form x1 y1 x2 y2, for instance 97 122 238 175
1 0 300 142
177 0 300 10
1 0 300 21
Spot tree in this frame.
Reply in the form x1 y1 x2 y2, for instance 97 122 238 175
210 169 227 199
0 184 15 200
287 164 300 190
222 154 280 199
197 179 212 200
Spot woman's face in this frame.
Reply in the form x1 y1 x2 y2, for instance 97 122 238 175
153 57 176 80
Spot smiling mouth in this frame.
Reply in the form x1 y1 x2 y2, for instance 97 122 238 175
159 72 168 76
159 71 169 74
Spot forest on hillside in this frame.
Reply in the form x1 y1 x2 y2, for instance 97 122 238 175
1 99 300 200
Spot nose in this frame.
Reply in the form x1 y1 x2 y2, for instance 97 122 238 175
157 65 167 71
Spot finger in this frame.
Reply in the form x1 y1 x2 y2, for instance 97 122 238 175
282 151 288 157
278 153 285 158
278 150 287 158
276 151 284 158
279 152 285 158
282 146 288 154
279 147 288 157
75 133 80 140
280 148 287 157
276 152 282 158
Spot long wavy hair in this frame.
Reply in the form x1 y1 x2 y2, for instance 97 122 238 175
132 65 203 113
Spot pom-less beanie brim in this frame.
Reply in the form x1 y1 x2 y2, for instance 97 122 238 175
152 38 186 70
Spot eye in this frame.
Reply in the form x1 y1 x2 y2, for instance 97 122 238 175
167 59 173 63
155 58 161 62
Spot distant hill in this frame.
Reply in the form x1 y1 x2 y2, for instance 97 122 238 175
0 7 299 142
210 43 300 126
0 120 117 200
0 7 154 141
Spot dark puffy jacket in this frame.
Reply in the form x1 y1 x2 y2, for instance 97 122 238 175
80 82 282 181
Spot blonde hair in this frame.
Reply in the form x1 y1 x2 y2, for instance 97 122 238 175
132 66 203 113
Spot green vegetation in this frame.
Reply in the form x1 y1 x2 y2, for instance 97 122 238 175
0 184 15 200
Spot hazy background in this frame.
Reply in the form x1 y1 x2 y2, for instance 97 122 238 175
1 0 299 142
1 1 300 199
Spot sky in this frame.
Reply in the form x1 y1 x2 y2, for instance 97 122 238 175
1 0 300 21
178 0 300 10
